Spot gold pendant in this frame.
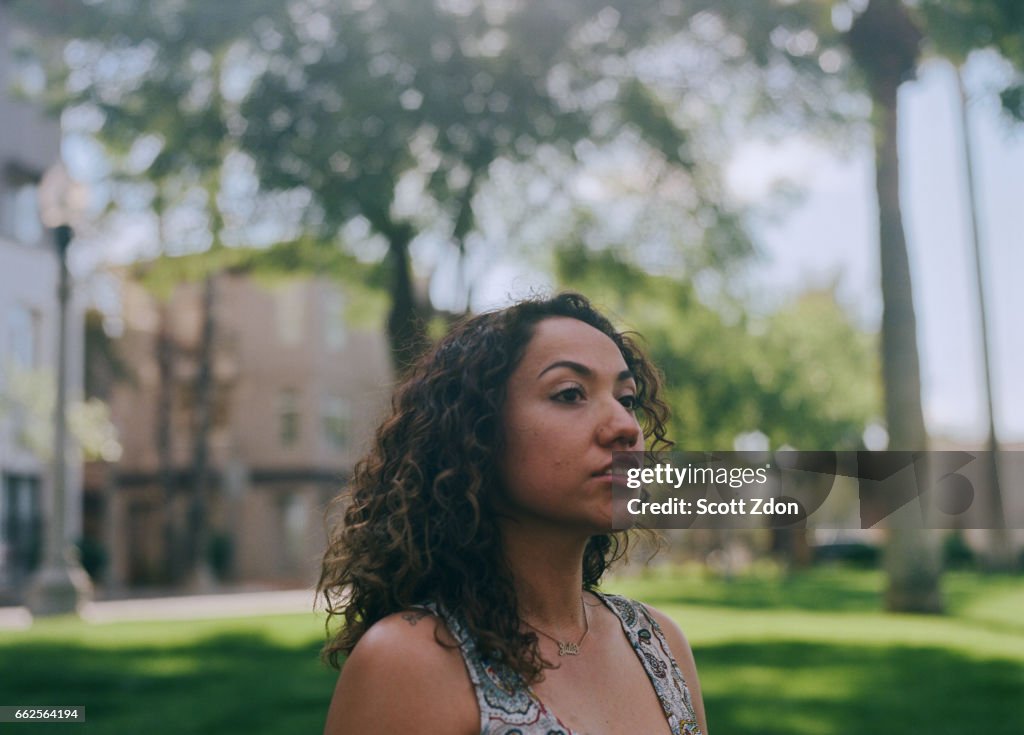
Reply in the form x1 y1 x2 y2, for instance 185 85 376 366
557 641 580 656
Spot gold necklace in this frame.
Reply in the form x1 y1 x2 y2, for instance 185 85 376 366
522 596 590 656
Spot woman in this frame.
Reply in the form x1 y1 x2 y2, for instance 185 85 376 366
319 292 708 734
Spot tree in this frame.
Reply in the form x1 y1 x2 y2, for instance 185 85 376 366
609 0 1023 607
842 0 941 613
554 245 880 452
234 0 661 370
15 0 777 372
843 0 1024 605
920 0 1024 122
923 0 1022 570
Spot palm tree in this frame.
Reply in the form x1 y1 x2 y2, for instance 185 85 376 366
844 0 943 612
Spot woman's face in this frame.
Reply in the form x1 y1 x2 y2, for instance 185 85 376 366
497 316 644 533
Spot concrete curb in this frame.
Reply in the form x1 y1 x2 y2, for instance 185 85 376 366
0 589 323 629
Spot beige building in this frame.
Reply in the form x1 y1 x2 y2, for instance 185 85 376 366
88 271 393 590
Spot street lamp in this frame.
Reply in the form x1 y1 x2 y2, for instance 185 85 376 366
25 160 93 616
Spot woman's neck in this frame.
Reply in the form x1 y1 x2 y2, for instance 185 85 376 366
500 522 591 630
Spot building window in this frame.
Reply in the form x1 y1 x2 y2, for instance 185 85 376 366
1 180 43 245
278 389 300 447
322 396 349 450
274 283 305 346
323 289 346 352
281 492 307 571
1 474 42 582
5 304 40 369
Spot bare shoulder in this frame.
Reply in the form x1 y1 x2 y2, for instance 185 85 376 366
323 610 478 735
641 604 694 659
641 603 710 734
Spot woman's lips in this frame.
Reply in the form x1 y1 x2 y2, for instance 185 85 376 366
591 470 634 488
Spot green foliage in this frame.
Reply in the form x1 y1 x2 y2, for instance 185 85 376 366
942 531 976 570
129 239 389 328
813 541 882 568
0 367 53 456
12 0 293 277
555 246 879 450
700 0 1024 121
237 1 592 237
0 365 122 461
68 396 123 461
918 0 1024 121
10 0 782 311
755 289 880 448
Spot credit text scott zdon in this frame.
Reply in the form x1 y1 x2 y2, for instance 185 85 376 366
625 497 801 516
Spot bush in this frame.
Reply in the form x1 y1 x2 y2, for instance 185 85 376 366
75 537 108 581
813 542 880 568
942 532 975 570
207 533 234 580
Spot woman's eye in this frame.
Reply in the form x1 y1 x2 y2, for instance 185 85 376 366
554 386 585 403
619 394 639 411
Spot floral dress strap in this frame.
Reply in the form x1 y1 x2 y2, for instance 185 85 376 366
413 601 573 734
594 592 704 735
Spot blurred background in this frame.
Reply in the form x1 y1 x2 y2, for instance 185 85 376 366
0 1 1021 733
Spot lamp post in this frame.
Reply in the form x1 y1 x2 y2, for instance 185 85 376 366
25 161 93 616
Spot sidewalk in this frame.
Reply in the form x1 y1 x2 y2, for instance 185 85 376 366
0 588 321 630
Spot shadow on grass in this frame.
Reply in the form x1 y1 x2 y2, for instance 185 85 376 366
700 640 1024 735
0 631 338 735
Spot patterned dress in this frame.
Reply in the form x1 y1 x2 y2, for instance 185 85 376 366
416 592 703 735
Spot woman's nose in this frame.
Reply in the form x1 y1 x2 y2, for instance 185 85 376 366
597 399 641 448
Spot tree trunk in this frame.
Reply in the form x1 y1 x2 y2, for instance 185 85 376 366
848 0 942 613
954 66 1014 570
185 274 218 590
385 228 430 376
155 303 180 582
873 85 927 451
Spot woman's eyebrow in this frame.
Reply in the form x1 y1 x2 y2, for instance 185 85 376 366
537 360 635 383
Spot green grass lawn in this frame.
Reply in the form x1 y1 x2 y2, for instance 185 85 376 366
0 612 333 734
613 566 1024 735
1 567 1021 734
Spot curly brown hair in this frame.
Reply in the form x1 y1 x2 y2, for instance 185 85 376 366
317 292 672 682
